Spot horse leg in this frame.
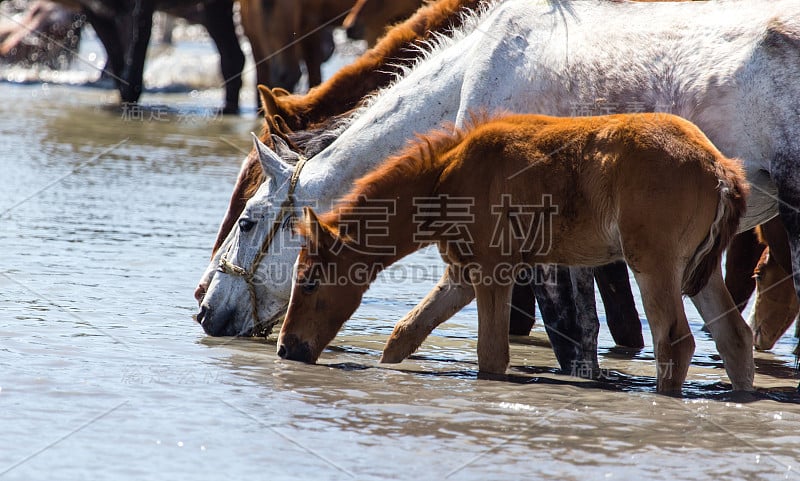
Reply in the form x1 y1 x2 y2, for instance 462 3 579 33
474 281 513 375
237 0 269 110
381 264 475 363
532 265 599 376
508 269 536 335
202 0 245 114
119 0 155 104
594 261 644 348
300 32 325 88
632 270 695 393
772 162 800 390
690 264 755 391
82 9 124 88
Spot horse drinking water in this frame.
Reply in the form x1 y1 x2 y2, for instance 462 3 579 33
278 112 749 394
200 0 800 390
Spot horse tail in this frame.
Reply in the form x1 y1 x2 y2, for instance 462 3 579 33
681 156 749 296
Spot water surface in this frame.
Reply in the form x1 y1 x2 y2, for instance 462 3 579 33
1 31 799 481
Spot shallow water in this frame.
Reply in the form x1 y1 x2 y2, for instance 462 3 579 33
1 32 800 481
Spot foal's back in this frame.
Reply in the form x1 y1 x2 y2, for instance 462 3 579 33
441 113 745 271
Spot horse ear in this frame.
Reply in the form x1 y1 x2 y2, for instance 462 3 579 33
273 115 292 135
258 84 280 118
301 206 337 252
251 133 293 183
272 87 291 97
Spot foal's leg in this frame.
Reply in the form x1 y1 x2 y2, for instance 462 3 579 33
474 282 513 375
632 271 695 393
690 264 755 391
381 264 475 363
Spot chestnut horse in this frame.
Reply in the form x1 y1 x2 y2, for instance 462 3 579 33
240 0 424 98
239 0 346 94
722 215 799 351
278 113 750 394
752 246 799 352
747 219 799 351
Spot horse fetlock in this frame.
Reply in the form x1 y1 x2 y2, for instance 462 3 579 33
477 356 509 376
381 329 421 363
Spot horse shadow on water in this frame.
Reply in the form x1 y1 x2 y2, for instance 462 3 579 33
208 336 800 405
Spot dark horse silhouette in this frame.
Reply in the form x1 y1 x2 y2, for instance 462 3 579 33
73 0 245 113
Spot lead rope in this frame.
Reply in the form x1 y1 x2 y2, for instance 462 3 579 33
218 155 309 336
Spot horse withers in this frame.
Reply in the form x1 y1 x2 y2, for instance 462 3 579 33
278 112 751 394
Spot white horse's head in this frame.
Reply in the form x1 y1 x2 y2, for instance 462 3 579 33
196 135 304 336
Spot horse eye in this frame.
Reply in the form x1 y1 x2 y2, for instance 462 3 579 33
238 218 256 232
302 278 319 294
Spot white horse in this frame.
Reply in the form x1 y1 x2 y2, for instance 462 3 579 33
198 0 800 391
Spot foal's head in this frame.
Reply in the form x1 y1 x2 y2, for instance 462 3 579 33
278 207 369 363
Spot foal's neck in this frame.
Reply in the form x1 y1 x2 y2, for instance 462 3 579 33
331 158 450 274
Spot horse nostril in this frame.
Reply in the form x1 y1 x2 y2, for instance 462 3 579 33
196 305 208 324
277 335 313 363
194 284 207 304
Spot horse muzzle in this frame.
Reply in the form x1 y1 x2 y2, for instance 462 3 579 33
277 334 315 363
195 304 248 337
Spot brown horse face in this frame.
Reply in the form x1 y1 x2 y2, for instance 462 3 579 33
278 246 365 364
751 249 800 350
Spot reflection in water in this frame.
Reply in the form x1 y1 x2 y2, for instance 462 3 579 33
1 55 799 481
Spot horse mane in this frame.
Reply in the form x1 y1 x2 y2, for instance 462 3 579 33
340 2 500 128
247 1 500 199
268 0 491 130
301 113 495 237
286 113 352 157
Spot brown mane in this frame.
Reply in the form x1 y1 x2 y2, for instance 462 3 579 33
265 0 485 130
298 121 470 237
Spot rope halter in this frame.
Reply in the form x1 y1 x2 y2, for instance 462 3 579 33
218 154 309 336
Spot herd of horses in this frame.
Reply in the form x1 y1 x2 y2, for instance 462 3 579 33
191 0 800 395
1 0 424 112
190 0 800 395
11 0 798 394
